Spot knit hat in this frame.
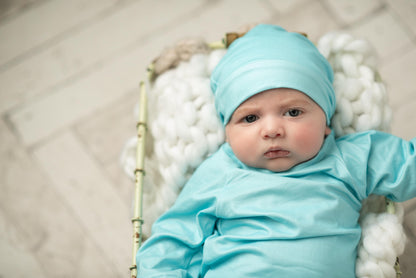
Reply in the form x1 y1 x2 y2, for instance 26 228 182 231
210 24 336 126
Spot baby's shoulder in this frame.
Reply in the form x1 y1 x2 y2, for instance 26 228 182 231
335 130 391 147
333 129 407 163
182 143 238 191
197 143 242 172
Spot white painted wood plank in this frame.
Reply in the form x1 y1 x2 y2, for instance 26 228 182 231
322 0 383 25
105 160 135 206
33 131 131 276
175 0 274 42
0 0 116 67
75 91 137 203
75 92 138 166
266 0 310 14
0 119 119 277
0 0 45 21
380 49 416 109
8 0 272 147
349 10 413 61
0 209 46 278
269 1 339 42
391 99 416 141
0 0 203 114
386 0 416 37
8 49 144 146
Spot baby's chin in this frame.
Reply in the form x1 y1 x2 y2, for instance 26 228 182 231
250 159 300 173
264 165 295 173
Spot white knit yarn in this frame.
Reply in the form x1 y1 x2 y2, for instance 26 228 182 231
317 33 405 277
120 32 405 276
121 50 226 238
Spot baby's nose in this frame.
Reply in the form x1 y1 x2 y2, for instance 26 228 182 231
262 121 284 138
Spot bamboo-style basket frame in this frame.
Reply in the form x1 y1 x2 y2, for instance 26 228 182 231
129 81 147 278
128 33 241 278
129 31 403 278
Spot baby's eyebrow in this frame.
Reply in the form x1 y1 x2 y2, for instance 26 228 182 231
279 98 314 107
234 106 256 114
232 106 261 118
232 97 315 118
229 107 257 122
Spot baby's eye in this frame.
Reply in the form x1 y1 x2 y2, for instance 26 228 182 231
243 114 258 123
285 109 302 117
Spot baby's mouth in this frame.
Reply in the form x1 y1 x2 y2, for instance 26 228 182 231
264 148 290 158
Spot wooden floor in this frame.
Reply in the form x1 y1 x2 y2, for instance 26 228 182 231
0 0 415 277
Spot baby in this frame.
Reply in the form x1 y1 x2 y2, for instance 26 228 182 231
136 24 416 277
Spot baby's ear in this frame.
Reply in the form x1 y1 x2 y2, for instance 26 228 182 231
224 126 230 143
325 126 332 136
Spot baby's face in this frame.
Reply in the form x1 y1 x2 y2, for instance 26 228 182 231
225 88 331 172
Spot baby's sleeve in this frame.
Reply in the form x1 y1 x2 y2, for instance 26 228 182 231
136 162 221 277
363 131 416 201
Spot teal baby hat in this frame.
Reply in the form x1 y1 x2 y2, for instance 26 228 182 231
210 24 336 126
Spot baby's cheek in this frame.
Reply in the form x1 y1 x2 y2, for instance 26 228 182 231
230 140 254 164
295 127 324 153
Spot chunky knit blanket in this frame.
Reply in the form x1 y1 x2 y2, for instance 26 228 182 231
121 31 405 278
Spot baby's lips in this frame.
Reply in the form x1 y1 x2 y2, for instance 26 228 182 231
264 149 290 158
